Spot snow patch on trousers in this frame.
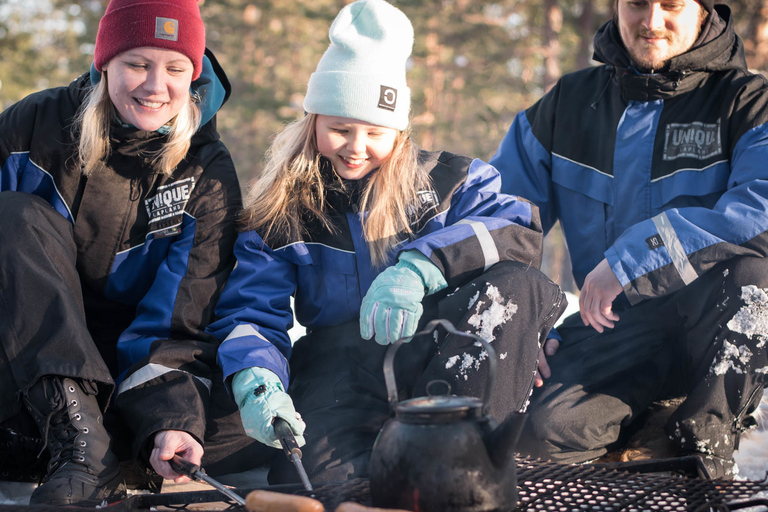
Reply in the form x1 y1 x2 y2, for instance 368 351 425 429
727 285 768 348
444 284 517 380
711 340 753 376
466 284 518 343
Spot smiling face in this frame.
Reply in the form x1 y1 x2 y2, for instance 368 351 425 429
315 115 398 180
102 47 194 132
617 0 707 72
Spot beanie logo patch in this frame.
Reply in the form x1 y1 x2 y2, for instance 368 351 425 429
378 85 397 112
155 17 179 42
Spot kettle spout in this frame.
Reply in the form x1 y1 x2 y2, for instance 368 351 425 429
486 412 527 469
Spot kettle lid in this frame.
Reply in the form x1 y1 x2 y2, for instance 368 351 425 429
396 394 483 424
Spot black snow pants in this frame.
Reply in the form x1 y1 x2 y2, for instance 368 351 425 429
269 260 566 484
0 192 270 479
523 257 768 464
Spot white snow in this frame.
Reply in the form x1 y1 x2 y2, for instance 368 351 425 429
555 292 580 327
467 290 480 310
466 284 518 342
710 340 752 376
727 285 768 347
735 389 768 481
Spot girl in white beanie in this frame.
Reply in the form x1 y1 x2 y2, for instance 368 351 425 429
209 0 566 485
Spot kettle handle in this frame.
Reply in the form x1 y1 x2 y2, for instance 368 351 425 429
383 319 497 415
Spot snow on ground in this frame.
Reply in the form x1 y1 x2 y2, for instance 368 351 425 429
734 388 768 481
0 482 34 505
556 292 580 327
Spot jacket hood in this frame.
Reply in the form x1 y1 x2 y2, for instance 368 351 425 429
593 5 746 74
592 5 746 101
85 47 231 132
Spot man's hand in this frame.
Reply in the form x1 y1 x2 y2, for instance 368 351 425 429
534 338 559 387
579 258 622 333
150 430 204 483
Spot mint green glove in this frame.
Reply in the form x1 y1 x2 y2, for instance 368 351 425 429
360 250 447 345
232 367 305 449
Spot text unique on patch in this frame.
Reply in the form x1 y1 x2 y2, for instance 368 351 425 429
663 119 722 161
145 177 195 224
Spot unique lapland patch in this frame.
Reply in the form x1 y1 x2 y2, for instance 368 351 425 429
145 177 195 225
663 120 722 161
408 189 439 224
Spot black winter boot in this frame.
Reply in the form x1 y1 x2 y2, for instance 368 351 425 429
23 376 126 506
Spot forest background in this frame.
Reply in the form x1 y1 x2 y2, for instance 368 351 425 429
2 0 768 293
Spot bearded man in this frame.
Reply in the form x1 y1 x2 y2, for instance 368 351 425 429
490 0 768 478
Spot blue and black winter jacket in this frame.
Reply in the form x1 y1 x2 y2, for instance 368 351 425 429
208 151 542 389
490 5 768 305
0 50 241 453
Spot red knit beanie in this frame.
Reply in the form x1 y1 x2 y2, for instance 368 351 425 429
94 0 205 80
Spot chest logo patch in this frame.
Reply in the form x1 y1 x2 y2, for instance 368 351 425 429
408 189 440 225
663 119 722 161
145 177 195 225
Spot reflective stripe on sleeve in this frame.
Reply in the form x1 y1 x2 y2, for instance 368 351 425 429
117 363 212 396
223 323 270 343
652 212 698 285
457 219 500 271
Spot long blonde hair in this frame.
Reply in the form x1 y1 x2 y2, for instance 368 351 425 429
241 113 430 267
75 72 202 177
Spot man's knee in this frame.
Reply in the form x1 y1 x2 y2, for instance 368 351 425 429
522 387 622 463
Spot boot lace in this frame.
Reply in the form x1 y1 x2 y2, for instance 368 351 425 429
35 383 87 477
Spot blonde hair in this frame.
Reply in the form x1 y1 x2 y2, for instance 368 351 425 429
75 72 202 177
241 113 430 268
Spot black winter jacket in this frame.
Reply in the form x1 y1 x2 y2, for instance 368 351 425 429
0 51 241 457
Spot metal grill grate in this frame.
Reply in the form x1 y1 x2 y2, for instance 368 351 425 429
2 457 768 511
514 456 768 511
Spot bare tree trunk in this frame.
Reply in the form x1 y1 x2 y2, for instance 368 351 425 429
577 0 595 69
412 29 443 150
543 0 563 92
750 1 768 72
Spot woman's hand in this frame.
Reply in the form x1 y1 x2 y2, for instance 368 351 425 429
149 430 204 483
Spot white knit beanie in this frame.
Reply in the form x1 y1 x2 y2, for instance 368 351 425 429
303 0 413 131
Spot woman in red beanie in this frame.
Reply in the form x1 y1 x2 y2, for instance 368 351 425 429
0 0 270 505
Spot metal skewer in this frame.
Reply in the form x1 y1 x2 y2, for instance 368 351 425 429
169 454 246 506
273 417 313 491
